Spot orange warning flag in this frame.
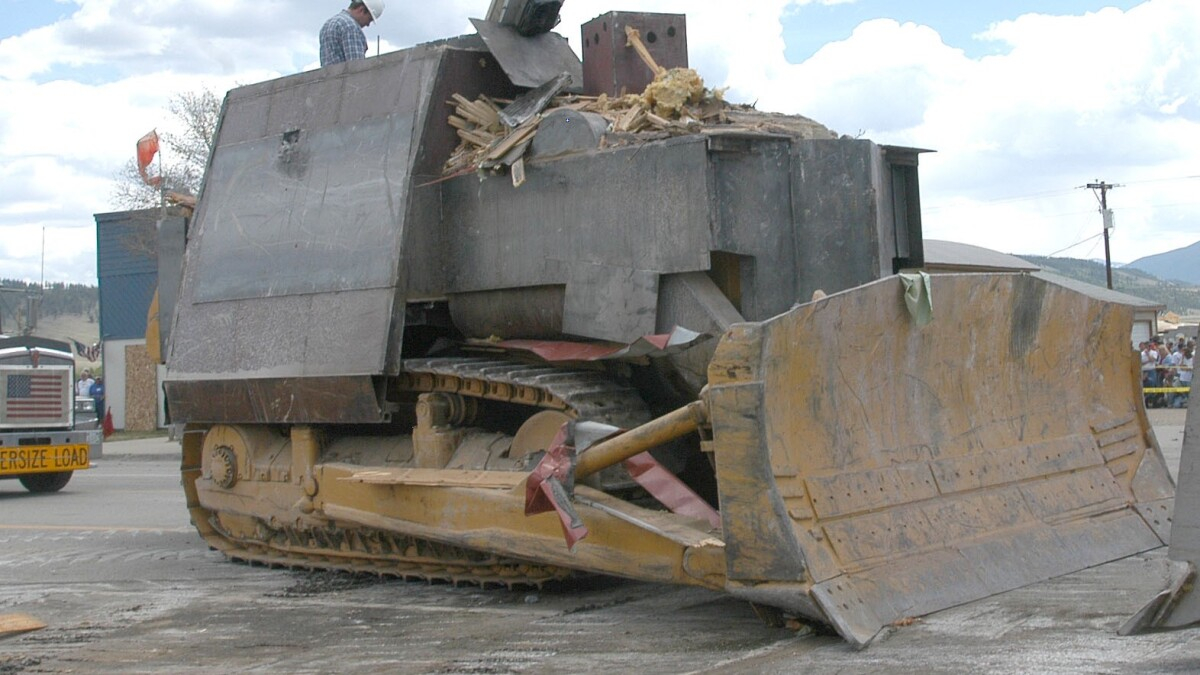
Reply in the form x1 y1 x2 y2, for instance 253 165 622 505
136 130 162 186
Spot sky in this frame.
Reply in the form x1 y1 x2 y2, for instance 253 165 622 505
0 0 1197 285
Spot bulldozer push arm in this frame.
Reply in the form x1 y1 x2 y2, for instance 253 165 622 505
181 273 1173 647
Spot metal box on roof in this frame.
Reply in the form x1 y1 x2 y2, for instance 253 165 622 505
581 12 688 96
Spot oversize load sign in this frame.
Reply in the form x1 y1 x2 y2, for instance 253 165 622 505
0 445 89 475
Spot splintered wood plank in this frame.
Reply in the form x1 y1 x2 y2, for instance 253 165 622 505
482 122 538 163
0 613 47 638
624 26 665 76
617 105 645 132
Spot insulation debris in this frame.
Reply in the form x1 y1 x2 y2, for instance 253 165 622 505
643 68 707 117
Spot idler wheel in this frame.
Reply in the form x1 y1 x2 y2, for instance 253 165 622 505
510 410 571 459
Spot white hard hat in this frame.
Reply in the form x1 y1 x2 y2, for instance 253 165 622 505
362 0 384 20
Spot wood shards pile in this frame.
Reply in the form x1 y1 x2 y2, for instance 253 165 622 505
442 68 733 176
441 23 842 177
443 25 841 177
444 94 541 175
446 93 503 148
441 84 839 177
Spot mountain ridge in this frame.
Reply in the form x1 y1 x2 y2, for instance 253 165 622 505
1020 254 1200 316
1124 239 1200 285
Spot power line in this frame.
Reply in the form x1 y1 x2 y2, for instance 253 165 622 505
1119 174 1200 187
924 173 1200 213
923 189 1076 212
972 188 1078 205
1044 232 1104 258
1106 200 1200 212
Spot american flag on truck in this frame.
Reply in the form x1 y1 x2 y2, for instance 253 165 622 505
2 369 68 423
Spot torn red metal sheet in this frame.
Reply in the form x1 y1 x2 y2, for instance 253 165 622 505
524 425 589 548
623 452 721 530
527 419 719 548
498 326 707 362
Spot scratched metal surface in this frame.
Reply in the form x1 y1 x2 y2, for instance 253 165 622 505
708 273 1175 646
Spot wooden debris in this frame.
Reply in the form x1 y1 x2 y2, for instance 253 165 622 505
645 112 672 129
482 119 539 167
166 191 197 209
0 613 46 639
457 128 496 148
624 26 665 76
616 104 645 133
443 93 511 174
511 157 526 188
451 94 501 128
440 67 838 177
494 135 536 168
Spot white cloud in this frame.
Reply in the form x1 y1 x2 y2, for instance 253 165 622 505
728 0 1200 261
0 0 1197 284
911 1 1200 259
753 18 970 135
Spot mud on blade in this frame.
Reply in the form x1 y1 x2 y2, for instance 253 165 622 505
706 272 1173 647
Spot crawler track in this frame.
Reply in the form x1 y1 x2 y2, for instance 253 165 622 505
182 357 650 586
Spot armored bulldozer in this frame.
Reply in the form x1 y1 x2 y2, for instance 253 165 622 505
162 8 1175 647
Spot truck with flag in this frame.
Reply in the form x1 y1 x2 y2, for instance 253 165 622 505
0 336 99 492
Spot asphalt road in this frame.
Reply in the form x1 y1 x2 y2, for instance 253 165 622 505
0 410 1197 674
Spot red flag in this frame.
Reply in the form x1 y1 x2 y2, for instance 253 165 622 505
136 130 162 186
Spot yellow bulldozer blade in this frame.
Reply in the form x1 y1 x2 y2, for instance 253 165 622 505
706 272 1174 647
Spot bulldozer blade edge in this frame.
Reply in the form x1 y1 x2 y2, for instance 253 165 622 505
706 272 1173 646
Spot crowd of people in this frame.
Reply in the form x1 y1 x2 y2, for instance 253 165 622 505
75 369 106 418
1140 336 1194 409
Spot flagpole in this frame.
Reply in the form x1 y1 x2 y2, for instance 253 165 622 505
158 138 166 217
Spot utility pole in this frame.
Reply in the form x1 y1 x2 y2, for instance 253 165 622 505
1087 180 1118 289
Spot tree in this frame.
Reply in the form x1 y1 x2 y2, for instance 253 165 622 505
110 88 222 210
166 89 221 177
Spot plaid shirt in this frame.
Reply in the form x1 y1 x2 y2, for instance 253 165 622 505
319 10 367 67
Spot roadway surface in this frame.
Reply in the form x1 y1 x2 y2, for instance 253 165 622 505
0 409 1197 673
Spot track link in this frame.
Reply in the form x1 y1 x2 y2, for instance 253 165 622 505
210 521 573 587
400 356 650 427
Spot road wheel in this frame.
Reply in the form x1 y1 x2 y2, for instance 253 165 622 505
19 471 73 493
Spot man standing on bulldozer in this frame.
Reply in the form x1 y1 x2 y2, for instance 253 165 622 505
319 1 385 67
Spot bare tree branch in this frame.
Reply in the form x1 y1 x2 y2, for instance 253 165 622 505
110 87 222 211
164 89 221 179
